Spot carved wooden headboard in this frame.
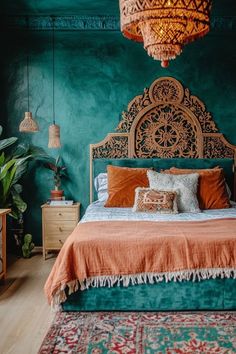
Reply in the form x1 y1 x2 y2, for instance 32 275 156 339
90 76 236 200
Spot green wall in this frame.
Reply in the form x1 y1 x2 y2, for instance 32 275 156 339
1 23 236 245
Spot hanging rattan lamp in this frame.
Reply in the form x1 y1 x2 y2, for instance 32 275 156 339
48 17 61 149
19 112 39 132
119 0 213 67
48 123 61 148
19 17 39 132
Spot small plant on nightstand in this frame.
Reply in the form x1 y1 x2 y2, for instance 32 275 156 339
44 156 67 200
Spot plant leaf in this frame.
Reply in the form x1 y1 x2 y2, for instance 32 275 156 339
0 137 18 151
56 155 62 166
0 152 5 167
12 143 30 158
29 146 55 162
11 189 27 213
0 159 16 181
46 162 57 171
12 156 32 184
9 210 18 219
2 164 17 202
13 183 23 194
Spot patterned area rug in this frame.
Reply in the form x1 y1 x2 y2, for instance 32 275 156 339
38 312 236 353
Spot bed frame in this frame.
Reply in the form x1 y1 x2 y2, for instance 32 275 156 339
63 77 236 312
90 76 236 201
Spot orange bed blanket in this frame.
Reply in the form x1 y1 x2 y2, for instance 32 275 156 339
44 219 236 306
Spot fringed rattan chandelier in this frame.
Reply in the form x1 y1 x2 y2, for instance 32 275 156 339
119 0 212 67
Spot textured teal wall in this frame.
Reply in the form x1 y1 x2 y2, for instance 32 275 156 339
1 28 236 245
1 0 235 16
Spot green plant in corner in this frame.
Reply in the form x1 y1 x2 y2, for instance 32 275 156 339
0 128 26 219
0 126 53 218
0 125 54 254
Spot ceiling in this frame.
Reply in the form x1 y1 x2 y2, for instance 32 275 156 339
1 0 236 16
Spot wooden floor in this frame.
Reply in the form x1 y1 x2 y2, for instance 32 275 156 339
0 253 55 354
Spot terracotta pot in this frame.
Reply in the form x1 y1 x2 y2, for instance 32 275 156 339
50 189 64 200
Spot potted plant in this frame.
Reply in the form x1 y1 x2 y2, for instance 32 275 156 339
22 233 35 258
45 156 67 200
0 125 54 254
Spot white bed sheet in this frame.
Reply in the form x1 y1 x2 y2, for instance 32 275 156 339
81 201 236 223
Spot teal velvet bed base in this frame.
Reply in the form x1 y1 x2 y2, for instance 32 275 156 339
62 278 236 311
64 157 235 312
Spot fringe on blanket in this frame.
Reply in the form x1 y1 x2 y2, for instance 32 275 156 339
51 267 236 308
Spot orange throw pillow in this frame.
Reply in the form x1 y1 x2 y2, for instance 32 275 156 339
105 165 150 207
163 167 230 210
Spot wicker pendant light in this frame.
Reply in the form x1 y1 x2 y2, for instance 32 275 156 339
48 124 61 148
19 112 39 132
19 17 39 132
48 17 61 148
119 0 212 67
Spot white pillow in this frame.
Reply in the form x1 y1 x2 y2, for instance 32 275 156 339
147 170 200 213
94 173 108 202
226 183 232 200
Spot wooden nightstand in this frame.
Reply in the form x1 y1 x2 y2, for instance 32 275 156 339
0 209 11 280
41 203 80 259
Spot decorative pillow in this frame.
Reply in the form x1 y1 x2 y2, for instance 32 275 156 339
147 170 200 213
105 165 150 208
226 183 232 200
163 167 230 210
94 173 108 202
133 188 178 213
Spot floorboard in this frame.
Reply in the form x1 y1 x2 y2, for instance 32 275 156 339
0 253 55 354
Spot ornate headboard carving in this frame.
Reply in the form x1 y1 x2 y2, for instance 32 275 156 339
90 77 236 199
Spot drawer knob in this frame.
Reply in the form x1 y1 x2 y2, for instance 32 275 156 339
58 213 62 216
59 239 64 245
59 227 63 232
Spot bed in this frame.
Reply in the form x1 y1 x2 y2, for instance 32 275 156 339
45 77 236 311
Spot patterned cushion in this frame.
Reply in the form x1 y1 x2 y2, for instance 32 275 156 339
133 188 178 213
147 170 200 213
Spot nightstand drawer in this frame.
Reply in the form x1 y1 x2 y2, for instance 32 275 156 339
44 208 78 221
44 235 68 249
44 221 76 235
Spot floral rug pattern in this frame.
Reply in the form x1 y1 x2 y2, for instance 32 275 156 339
38 312 236 353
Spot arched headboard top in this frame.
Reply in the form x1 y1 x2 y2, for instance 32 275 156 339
90 77 236 199
91 77 236 161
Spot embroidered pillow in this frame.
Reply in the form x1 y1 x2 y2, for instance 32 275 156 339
133 188 178 213
147 170 200 213
163 167 230 210
105 165 150 208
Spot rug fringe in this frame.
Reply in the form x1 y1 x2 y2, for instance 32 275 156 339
51 268 236 308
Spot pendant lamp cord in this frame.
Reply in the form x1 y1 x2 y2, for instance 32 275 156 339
26 16 30 112
52 16 55 125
